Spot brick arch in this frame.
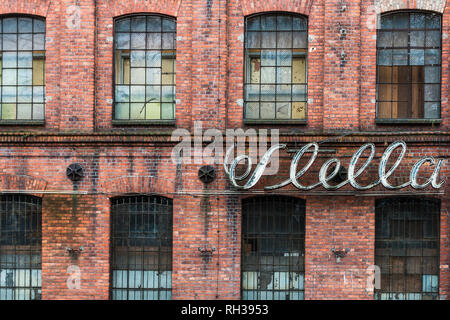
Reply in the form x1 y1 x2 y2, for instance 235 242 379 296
108 0 182 18
375 0 447 14
241 0 316 17
0 174 48 194
100 175 175 198
0 0 49 17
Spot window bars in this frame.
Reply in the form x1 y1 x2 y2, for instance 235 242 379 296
110 195 173 300
0 16 46 121
114 15 176 121
242 196 306 300
0 194 42 300
375 198 440 300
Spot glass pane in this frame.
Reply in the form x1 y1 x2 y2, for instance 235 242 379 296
277 32 292 48
161 86 174 102
425 14 440 29
131 16 146 32
17 104 31 119
18 18 32 33
146 86 160 101
130 86 145 102
426 31 440 47
410 31 424 47
424 84 440 101
146 51 161 67
276 102 290 119
147 16 161 32
115 86 130 102
380 16 393 29
260 67 275 83
146 68 161 85
425 49 440 65
260 102 275 119
162 19 176 32
392 49 407 65
131 33 146 49
115 103 130 119
131 51 146 67
33 34 44 50
378 31 392 47
116 18 130 32
18 52 32 68
32 86 44 102
18 86 32 102
277 16 292 31
247 17 260 31
147 33 161 49
145 102 160 119
2 103 16 119
378 50 392 66
292 85 306 101
424 102 440 118
161 103 174 119
277 67 291 83
261 50 276 66
393 31 408 47
162 33 175 50
33 103 44 120
260 85 275 101
3 34 17 50
393 13 408 29
261 15 276 31
277 50 292 66
130 102 145 119
425 67 440 83
293 32 307 48
261 32 276 48
276 84 291 101
3 69 17 85
247 32 261 48
293 17 307 31
33 19 45 33
245 102 259 119
3 18 17 33
116 33 130 49
410 49 424 66
410 13 425 29
245 84 259 101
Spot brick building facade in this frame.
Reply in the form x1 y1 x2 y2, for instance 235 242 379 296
0 0 448 300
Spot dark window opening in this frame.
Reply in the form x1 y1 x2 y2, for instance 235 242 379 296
110 195 173 300
0 194 42 300
242 196 305 300
375 198 440 300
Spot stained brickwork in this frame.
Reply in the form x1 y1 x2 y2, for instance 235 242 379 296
0 0 448 300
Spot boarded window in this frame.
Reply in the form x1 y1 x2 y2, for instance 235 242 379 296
376 12 441 119
0 16 46 121
242 196 305 300
244 14 307 121
114 15 176 121
111 195 173 300
375 198 440 300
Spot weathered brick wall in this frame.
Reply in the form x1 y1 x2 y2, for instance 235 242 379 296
0 0 448 300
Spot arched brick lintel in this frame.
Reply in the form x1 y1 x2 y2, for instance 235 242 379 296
100 176 176 199
110 0 182 19
241 0 315 17
0 0 49 17
376 0 447 14
0 174 48 195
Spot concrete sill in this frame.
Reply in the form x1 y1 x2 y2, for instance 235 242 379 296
244 119 307 125
375 118 442 125
112 120 176 126
0 120 45 126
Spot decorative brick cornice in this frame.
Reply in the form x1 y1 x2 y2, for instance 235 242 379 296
375 0 447 14
0 0 49 17
106 0 182 18
240 0 315 17
100 175 175 197
0 174 48 194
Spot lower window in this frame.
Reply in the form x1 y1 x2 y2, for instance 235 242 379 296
375 198 440 300
110 195 173 300
242 196 305 300
0 195 42 300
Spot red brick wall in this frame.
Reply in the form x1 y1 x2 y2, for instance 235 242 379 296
0 0 448 300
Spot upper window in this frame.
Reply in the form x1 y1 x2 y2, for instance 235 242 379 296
0 16 45 122
376 12 441 120
244 14 308 122
114 15 176 122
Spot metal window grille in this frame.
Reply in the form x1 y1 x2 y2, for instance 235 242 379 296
375 198 440 300
376 11 441 119
114 15 176 121
0 194 42 300
242 196 305 300
110 195 173 300
244 14 308 121
0 16 46 121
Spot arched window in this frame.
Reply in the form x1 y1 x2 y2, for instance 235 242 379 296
0 16 46 122
0 194 42 300
242 196 305 300
244 13 308 122
376 12 441 120
110 195 173 300
114 15 176 122
375 198 440 300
